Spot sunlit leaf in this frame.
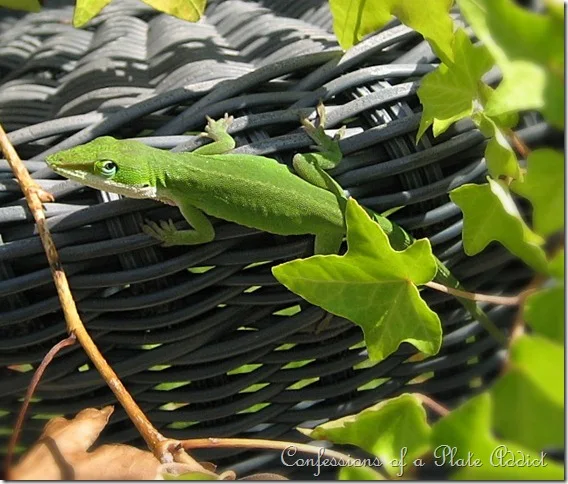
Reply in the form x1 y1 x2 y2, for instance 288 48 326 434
301 394 431 478
457 0 564 128
73 0 112 27
492 336 564 449
142 0 206 22
509 335 563 406
524 287 564 343
474 112 521 180
273 198 442 362
548 250 564 280
431 393 564 479
417 29 493 140
329 0 454 64
450 179 547 272
511 149 564 237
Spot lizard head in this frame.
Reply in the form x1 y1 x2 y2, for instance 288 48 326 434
46 137 158 199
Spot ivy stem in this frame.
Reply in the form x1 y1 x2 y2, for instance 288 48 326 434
414 394 449 417
425 281 519 306
182 437 363 468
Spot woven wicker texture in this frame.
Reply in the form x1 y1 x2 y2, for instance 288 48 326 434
0 0 550 477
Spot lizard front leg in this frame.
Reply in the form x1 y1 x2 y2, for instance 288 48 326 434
143 199 215 246
193 113 236 155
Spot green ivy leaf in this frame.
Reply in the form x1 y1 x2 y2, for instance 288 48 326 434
272 198 442 362
548 250 564 280
476 84 520 130
473 112 521 180
417 29 494 140
524 287 564 344
492 335 564 450
339 466 385 480
485 133 520 181
393 0 454 64
73 0 112 26
450 179 547 272
511 149 564 237
510 335 563 406
457 0 564 128
142 0 206 22
329 0 454 64
301 394 431 478
492 371 564 451
431 393 564 479
0 0 41 11
73 0 205 26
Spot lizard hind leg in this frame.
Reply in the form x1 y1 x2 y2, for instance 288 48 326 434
293 103 345 189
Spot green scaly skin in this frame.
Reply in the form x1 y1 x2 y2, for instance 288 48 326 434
46 110 503 343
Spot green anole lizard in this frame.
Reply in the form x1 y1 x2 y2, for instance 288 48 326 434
46 106 504 343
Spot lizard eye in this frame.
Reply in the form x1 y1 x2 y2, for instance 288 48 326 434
98 160 117 178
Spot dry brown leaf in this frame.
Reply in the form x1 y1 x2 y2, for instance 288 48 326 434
10 406 161 480
10 406 289 480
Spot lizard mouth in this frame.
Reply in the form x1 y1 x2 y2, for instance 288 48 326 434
50 166 157 199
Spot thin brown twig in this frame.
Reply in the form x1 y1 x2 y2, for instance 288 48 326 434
5 335 77 471
509 281 543 348
506 128 531 160
0 125 175 464
413 393 450 417
425 281 520 306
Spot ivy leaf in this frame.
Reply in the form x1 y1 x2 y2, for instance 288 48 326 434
0 0 41 11
457 0 564 128
329 0 454 64
473 112 521 180
476 84 520 130
417 29 494 140
548 250 564 280
524 287 564 344
431 393 564 479
510 335 563 406
450 179 547 273
73 0 112 26
73 0 205 26
300 394 431 478
141 0 206 22
492 336 563 451
272 198 442 362
339 466 385 480
511 149 564 237
392 0 455 64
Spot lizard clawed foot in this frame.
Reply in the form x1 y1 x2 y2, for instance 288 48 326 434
300 101 347 151
316 100 327 128
200 113 234 142
143 218 178 247
300 103 343 156
334 125 347 141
